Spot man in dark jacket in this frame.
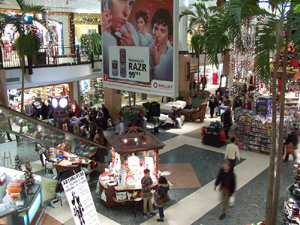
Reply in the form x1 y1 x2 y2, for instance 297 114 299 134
284 128 299 161
208 94 216 118
79 106 89 130
221 108 232 139
232 95 242 110
101 104 109 130
214 162 236 220
202 75 207 91
168 106 181 128
134 109 144 127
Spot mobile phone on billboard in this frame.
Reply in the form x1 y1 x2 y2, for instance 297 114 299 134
120 48 126 78
112 60 118 76
103 0 110 25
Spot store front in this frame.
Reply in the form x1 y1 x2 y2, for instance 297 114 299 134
7 83 71 115
79 78 104 107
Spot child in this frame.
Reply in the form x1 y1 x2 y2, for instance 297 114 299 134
135 10 152 47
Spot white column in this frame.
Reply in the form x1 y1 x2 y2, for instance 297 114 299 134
179 7 188 52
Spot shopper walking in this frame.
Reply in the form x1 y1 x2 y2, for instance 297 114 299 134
202 75 207 91
155 176 170 222
101 104 109 130
115 117 125 135
134 109 144 128
225 137 240 170
284 128 298 161
208 94 216 118
214 162 236 220
221 108 232 139
96 107 104 129
141 169 155 215
215 92 223 116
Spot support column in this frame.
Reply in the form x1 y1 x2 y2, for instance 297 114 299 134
104 88 122 124
70 13 76 54
179 9 188 52
72 81 80 103
178 54 191 101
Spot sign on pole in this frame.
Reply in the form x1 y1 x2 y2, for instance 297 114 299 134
62 171 100 225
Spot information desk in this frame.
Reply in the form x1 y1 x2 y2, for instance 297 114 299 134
99 127 165 208
99 175 156 208
0 184 42 225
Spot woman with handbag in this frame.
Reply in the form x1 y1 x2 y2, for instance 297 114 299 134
284 128 298 162
155 176 170 222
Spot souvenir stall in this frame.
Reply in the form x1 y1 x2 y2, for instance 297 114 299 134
235 109 290 153
98 127 165 208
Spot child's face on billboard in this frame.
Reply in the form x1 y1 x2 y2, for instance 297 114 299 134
136 17 146 32
152 23 169 46
110 0 135 29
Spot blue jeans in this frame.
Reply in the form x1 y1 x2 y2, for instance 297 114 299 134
158 207 164 218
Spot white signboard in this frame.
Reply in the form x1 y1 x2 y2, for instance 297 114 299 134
0 141 17 168
62 171 100 225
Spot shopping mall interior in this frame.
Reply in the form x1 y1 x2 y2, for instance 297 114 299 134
0 0 300 225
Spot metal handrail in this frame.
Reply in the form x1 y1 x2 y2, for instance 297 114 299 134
0 104 109 151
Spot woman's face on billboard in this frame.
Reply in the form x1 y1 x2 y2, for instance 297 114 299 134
136 17 146 32
110 0 135 29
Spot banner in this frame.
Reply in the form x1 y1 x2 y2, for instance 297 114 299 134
62 171 100 225
102 0 178 97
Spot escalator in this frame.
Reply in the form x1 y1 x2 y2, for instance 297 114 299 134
0 104 108 166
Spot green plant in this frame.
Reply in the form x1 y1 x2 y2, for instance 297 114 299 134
148 116 160 127
80 33 102 55
189 90 211 99
117 105 147 119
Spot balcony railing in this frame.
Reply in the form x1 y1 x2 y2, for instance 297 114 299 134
0 45 101 69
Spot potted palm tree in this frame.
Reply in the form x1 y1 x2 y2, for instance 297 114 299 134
0 0 50 113
206 1 300 223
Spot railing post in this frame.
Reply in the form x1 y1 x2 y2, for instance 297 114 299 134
27 56 33 75
76 45 81 64
0 46 3 69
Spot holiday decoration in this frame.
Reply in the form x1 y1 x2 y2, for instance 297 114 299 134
23 159 35 195
13 154 22 171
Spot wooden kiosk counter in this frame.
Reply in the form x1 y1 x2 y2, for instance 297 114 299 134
99 127 165 208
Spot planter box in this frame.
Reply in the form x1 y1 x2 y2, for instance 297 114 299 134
192 98 207 109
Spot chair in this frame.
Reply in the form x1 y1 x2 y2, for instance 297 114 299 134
191 103 207 123
132 198 143 217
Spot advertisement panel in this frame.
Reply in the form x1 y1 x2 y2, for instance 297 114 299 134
102 0 178 97
62 171 100 225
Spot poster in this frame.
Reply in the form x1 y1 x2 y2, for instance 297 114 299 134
0 141 17 168
102 0 178 97
62 171 100 225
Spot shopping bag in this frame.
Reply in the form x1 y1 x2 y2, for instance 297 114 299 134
229 195 235 207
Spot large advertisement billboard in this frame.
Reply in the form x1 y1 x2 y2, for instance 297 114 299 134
102 0 178 97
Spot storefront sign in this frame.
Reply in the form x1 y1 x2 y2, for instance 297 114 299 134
62 171 100 225
102 0 178 97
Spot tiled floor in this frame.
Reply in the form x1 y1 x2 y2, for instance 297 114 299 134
6 86 293 225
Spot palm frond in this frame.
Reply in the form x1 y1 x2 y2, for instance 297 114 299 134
179 9 197 21
287 10 300 54
295 4 300 13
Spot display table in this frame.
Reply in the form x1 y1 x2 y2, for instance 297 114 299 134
202 131 225 147
0 184 42 225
